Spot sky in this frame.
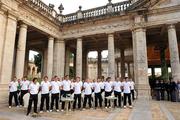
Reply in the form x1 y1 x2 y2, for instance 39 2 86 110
29 0 125 60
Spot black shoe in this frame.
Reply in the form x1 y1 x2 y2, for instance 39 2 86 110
26 112 30 116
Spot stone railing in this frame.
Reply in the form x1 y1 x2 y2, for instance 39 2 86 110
24 0 134 24
24 0 61 24
63 0 131 23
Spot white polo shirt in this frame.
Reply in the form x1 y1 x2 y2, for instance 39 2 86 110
93 82 101 93
21 80 30 90
9 81 18 92
41 81 51 94
62 80 71 91
104 81 112 92
100 81 105 89
113 81 122 92
129 81 135 90
29 82 40 95
51 81 61 94
83 82 92 95
74 82 82 94
122 81 131 94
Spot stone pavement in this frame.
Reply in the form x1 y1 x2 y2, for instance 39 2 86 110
0 100 179 120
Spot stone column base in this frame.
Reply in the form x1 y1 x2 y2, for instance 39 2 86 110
0 84 9 105
136 84 151 100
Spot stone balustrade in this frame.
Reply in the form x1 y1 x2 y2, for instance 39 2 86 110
24 0 132 23
25 0 60 24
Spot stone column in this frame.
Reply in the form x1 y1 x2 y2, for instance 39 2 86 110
23 49 29 76
76 38 82 80
42 49 48 77
160 47 169 81
127 62 132 78
65 48 70 75
116 61 119 77
97 50 102 78
47 37 54 79
120 49 125 78
59 40 65 77
108 33 115 81
0 14 17 84
82 50 88 80
0 11 7 76
15 23 28 79
167 24 180 82
132 27 150 99
53 40 63 77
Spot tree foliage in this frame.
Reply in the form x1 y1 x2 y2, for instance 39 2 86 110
34 53 42 73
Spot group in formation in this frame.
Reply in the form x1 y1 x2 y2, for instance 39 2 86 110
8 75 135 116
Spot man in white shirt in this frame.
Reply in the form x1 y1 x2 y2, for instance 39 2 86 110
129 78 135 101
19 76 30 106
61 75 71 111
104 77 113 108
93 78 103 108
122 78 132 108
27 78 40 116
83 78 93 109
50 76 61 112
113 77 122 107
40 76 51 113
8 76 19 108
73 77 82 109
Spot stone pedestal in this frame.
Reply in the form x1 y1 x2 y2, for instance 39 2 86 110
167 24 180 82
76 38 82 80
108 34 115 81
15 23 28 79
47 37 54 79
0 14 17 84
132 28 150 99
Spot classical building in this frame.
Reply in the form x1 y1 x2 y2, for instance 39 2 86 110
0 0 180 103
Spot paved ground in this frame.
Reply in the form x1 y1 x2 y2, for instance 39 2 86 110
0 100 179 120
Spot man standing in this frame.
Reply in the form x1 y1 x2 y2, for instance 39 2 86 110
19 76 30 106
104 77 113 108
61 75 71 111
40 76 51 113
113 77 122 108
8 76 19 108
83 78 93 110
129 78 135 101
73 77 82 110
93 78 103 109
122 78 132 108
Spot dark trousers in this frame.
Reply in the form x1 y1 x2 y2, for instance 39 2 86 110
123 93 131 106
160 90 165 100
156 90 161 101
83 94 92 108
62 91 71 109
131 90 135 101
114 91 121 107
27 94 38 115
73 94 81 109
9 91 19 106
166 90 170 101
105 91 112 107
51 93 59 110
19 90 28 106
95 92 102 108
40 93 49 111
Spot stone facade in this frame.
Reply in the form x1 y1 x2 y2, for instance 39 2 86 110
0 0 180 103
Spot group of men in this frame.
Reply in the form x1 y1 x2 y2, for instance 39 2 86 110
153 80 180 102
8 75 135 116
